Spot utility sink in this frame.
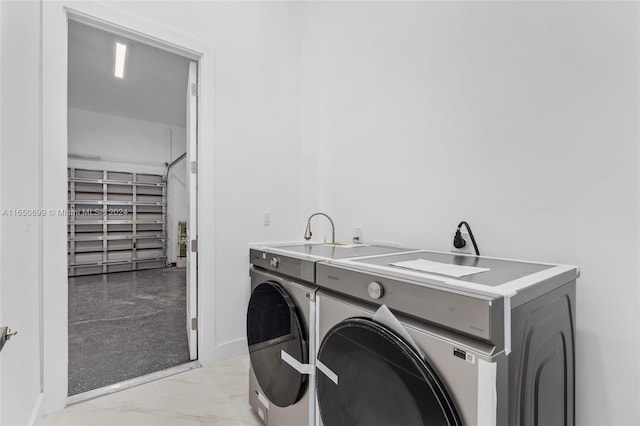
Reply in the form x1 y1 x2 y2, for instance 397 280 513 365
258 242 413 261
322 242 364 248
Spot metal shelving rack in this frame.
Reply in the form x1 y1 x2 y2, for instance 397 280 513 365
68 168 167 277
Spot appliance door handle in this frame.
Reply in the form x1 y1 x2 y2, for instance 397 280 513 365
281 350 313 375
316 359 338 385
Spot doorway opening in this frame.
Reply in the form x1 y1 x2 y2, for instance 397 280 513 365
66 19 199 400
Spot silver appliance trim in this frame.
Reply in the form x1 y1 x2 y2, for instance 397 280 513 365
315 262 503 346
317 255 577 355
249 248 315 282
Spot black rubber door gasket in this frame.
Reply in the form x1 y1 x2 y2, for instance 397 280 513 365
316 317 461 426
247 281 308 407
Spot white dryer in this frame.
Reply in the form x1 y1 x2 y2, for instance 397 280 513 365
314 250 578 426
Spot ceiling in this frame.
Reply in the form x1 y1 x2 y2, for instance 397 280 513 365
68 21 190 128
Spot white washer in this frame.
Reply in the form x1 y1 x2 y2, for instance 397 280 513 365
314 250 578 426
248 266 315 426
247 244 413 426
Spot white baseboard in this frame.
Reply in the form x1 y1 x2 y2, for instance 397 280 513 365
202 337 248 366
28 392 45 426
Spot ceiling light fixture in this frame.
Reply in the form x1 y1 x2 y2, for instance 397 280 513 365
114 42 127 78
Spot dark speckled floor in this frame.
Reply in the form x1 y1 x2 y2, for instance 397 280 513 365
68 267 191 396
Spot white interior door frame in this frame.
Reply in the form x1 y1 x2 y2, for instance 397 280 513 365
0 3 3 421
1 1 3 419
42 1 216 414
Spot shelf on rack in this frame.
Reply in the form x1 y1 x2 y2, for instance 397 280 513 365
67 200 166 206
69 177 166 187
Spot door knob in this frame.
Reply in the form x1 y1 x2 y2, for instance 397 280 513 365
0 327 18 353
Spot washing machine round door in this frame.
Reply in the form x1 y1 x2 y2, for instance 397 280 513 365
316 317 461 426
246 281 308 407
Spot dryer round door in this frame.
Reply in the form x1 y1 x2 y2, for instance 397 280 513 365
246 281 308 407
316 317 461 426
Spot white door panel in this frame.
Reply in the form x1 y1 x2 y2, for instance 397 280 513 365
186 61 198 360
0 1 44 423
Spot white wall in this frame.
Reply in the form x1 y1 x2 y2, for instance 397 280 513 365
301 2 639 425
0 1 44 424
68 107 184 174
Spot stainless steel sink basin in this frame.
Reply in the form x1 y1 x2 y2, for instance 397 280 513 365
323 242 363 248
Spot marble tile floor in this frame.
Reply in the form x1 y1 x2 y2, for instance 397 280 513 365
68 268 191 395
44 355 263 426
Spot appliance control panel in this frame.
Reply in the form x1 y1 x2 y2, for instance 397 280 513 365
316 262 503 346
250 249 315 283
367 281 384 299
